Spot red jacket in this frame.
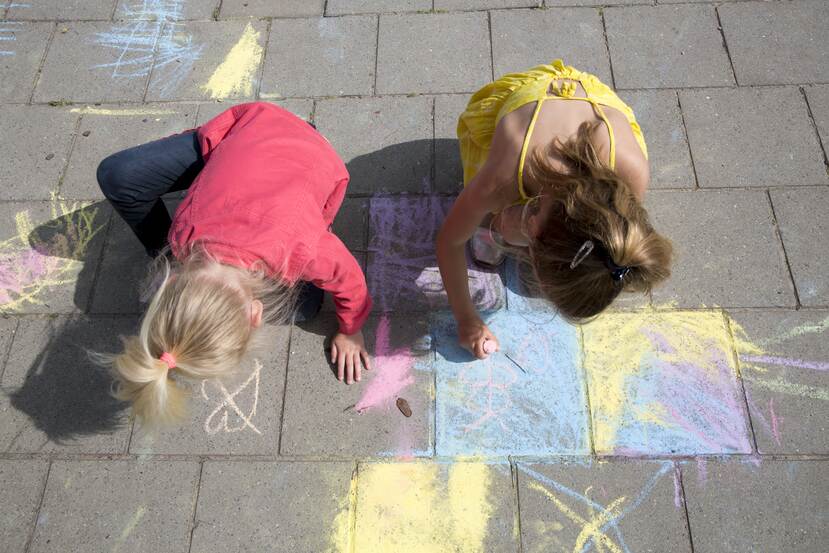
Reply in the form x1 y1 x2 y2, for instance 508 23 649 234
169 102 371 334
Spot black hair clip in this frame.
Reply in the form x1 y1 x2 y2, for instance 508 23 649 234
605 258 631 282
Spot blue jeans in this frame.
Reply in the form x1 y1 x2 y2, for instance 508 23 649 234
97 131 323 322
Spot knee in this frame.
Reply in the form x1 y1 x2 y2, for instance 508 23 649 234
96 152 130 202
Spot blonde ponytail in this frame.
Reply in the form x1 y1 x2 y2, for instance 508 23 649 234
107 247 297 427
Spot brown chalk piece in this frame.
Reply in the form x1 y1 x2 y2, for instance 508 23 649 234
396 397 412 418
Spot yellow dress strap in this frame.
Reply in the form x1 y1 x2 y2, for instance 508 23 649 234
516 98 546 203
591 101 617 169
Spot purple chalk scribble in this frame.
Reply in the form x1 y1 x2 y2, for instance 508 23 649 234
368 195 503 312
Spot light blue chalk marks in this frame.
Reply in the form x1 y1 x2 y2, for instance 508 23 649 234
0 23 21 57
94 0 203 97
368 195 504 312
504 258 559 322
434 310 589 457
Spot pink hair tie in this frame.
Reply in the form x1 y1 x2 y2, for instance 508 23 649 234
159 351 177 369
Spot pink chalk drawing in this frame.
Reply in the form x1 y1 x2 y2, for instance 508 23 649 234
459 355 520 433
768 397 782 447
354 315 415 413
200 359 262 435
368 195 503 312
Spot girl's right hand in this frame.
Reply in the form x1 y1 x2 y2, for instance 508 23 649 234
458 318 499 359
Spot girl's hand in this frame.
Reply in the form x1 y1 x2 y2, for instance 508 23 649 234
458 318 499 359
331 330 372 384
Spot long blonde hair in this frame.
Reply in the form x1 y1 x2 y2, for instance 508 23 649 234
523 122 673 320
109 247 295 426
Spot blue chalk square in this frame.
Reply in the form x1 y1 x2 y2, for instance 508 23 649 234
434 310 590 457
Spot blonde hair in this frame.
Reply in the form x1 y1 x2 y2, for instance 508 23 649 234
523 122 673 320
108 247 295 426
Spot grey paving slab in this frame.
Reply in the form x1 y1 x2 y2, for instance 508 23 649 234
719 0 829 85
0 316 134 453
89 199 180 315
30 460 200 553
367 195 505 312
314 96 433 195
517 460 691 553
680 88 827 188
0 201 111 313
195 98 313 125
115 0 219 20
729 309 829 454
805 84 829 154
0 317 17 382
646 190 795 308
605 5 734 89
434 94 467 194
146 20 267 102
354 461 518 551
261 15 376 98
376 12 491 94
0 459 48 553
34 22 156 103
0 22 51 102
682 459 829 553
280 314 434 457
770 188 829 307
545 0 647 5
191 461 355 553
130 323 289 455
62 105 198 200
326 0 430 15
0 106 77 200
220 0 325 18
437 0 539 8
490 8 612 85
583 310 753 455
623 89 695 189
6 0 116 20
332 197 369 251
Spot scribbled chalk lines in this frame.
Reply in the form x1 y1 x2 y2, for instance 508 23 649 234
0 22 21 56
200 359 262 435
521 463 672 553
94 0 203 97
0 197 105 311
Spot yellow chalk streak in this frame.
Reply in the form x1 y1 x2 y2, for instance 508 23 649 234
327 466 357 553
111 506 146 553
527 481 626 553
582 311 734 451
201 22 263 99
352 462 493 553
742 374 829 401
69 107 177 116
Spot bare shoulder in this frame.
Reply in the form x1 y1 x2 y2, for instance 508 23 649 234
614 144 650 200
483 104 534 202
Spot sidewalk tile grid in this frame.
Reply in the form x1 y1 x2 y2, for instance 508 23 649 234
0 2 826 553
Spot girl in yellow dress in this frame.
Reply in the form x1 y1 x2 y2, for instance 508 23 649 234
436 60 673 358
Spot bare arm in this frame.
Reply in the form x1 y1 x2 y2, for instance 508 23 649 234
436 164 507 357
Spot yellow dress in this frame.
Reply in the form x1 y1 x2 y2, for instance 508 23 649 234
457 59 648 202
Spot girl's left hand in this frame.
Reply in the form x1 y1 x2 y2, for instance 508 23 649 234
331 330 372 384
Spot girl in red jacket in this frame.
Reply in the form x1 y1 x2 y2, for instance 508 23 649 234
97 102 372 424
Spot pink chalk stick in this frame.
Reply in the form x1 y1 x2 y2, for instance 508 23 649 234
483 340 497 354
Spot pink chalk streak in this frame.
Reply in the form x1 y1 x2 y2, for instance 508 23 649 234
354 316 415 412
739 354 829 371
